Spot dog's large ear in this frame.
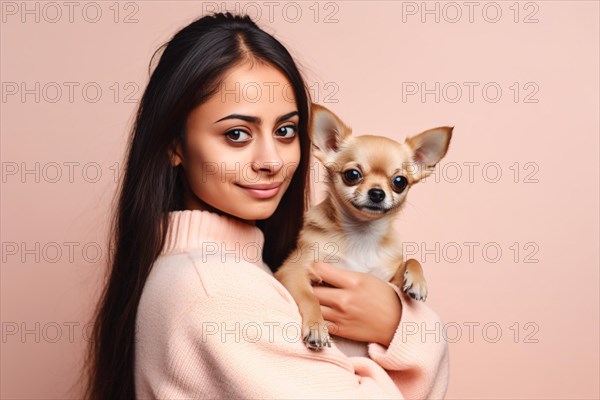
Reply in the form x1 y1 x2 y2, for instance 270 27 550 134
405 126 453 181
309 103 352 163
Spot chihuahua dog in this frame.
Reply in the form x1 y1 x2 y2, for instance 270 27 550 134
274 103 453 351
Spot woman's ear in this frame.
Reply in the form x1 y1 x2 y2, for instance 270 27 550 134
168 143 184 167
309 103 352 164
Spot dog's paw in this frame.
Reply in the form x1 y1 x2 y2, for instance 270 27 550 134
302 320 331 351
402 269 428 302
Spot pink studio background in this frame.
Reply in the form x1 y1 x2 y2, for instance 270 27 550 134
1 1 598 399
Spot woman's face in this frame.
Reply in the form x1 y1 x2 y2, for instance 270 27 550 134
171 62 301 224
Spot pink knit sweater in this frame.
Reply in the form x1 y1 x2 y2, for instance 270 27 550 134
134 209 449 399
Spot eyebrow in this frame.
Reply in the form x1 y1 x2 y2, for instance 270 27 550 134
214 111 299 125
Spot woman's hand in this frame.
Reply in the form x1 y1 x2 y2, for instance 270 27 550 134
311 261 402 347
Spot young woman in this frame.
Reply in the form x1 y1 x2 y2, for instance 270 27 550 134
83 12 449 399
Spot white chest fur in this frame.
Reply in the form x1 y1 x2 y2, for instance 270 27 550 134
324 218 402 282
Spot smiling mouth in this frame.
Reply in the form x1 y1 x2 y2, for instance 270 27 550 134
235 183 282 199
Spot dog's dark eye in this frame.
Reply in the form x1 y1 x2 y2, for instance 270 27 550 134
392 176 408 193
342 169 362 184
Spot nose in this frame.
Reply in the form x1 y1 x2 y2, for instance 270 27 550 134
251 134 284 175
368 188 386 203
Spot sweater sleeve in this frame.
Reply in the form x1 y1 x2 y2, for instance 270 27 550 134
138 255 448 400
366 282 450 399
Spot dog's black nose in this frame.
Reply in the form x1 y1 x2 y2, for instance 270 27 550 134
368 188 385 203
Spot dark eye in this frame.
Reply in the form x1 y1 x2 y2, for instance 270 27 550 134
225 129 251 143
392 176 408 193
275 125 297 139
342 169 362 184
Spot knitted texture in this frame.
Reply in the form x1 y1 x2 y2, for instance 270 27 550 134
134 209 450 399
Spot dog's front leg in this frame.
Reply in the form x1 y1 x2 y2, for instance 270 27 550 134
274 251 332 350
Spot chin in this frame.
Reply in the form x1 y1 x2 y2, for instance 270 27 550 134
234 202 279 222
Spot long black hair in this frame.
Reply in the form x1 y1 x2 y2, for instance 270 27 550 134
81 12 312 400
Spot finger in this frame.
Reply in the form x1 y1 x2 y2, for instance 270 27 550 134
313 261 358 289
320 306 344 336
319 305 340 334
312 285 341 310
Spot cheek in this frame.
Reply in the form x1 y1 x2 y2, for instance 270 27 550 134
284 138 301 161
281 141 301 177
181 140 233 191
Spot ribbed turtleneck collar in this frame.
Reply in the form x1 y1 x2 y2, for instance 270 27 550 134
160 210 266 266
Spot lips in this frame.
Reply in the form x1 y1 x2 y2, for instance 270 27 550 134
236 182 283 199
236 182 283 190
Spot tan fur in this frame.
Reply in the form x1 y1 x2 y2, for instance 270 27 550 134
274 103 453 350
